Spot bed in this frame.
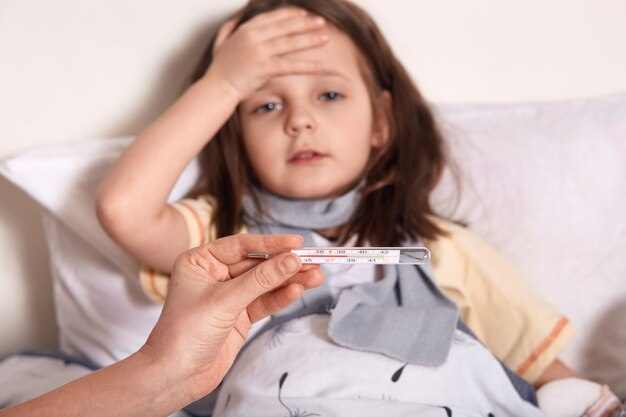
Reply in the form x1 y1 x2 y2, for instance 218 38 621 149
1 94 625 413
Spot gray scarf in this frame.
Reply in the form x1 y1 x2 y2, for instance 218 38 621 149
242 185 459 366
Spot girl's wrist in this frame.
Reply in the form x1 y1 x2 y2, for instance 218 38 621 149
198 67 243 106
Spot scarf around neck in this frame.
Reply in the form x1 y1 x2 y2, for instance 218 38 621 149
242 185 459 366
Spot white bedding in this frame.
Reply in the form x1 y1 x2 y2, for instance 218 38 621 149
214 315 544 417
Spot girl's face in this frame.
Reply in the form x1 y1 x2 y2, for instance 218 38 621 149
239 24 387 199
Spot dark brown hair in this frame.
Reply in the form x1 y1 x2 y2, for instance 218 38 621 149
190 0 450 246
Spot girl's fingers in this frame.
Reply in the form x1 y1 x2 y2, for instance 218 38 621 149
256 14 326 43
244 7 307 29
214 17 239 51
266 31 329 57
209 8 327 98
270 58 323 77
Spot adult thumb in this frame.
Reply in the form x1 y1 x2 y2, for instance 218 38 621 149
220 252 303 313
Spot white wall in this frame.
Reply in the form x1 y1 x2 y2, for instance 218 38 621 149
1 0 625 356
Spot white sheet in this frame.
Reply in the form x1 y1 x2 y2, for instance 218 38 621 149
215 315 545 416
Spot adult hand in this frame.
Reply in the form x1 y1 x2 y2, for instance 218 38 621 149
0 234 322 417
140 233 323 402
208 7 328 101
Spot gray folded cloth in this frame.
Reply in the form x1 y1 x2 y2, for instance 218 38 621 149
243 185 459 366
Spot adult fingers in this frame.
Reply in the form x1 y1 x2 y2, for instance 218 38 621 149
215 252 304 316
246 268 325 323
207 234 303 266
227 255 320 278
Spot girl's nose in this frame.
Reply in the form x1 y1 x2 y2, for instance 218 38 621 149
285 107 316 136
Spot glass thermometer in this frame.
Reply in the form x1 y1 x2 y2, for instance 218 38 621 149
247 247 430 265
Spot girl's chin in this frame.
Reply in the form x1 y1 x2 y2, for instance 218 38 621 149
269 182 357 200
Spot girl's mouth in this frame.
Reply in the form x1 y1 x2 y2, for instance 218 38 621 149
288 150 327 164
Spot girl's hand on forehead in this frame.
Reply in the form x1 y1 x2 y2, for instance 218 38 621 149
208 7 329 102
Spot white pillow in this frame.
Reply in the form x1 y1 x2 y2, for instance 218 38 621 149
0 137 199 366
432 94 626 397
39 210 160 366
0 137 198 279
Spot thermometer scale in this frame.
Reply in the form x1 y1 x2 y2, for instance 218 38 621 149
248 247 430 265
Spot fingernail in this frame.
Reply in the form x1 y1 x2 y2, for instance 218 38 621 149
280 254 301 274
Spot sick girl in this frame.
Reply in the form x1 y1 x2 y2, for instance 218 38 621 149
96 0 623 415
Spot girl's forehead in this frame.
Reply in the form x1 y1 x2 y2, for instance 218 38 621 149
241 31 364 98
254 70 352 95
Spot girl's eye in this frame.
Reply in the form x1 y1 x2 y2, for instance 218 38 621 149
255 102 282 113
320 91 343 101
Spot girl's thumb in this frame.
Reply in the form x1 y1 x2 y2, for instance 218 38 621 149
214 18 239 52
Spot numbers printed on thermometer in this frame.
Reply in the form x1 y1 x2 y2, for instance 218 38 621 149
292 248 401 264
247 247 430 265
